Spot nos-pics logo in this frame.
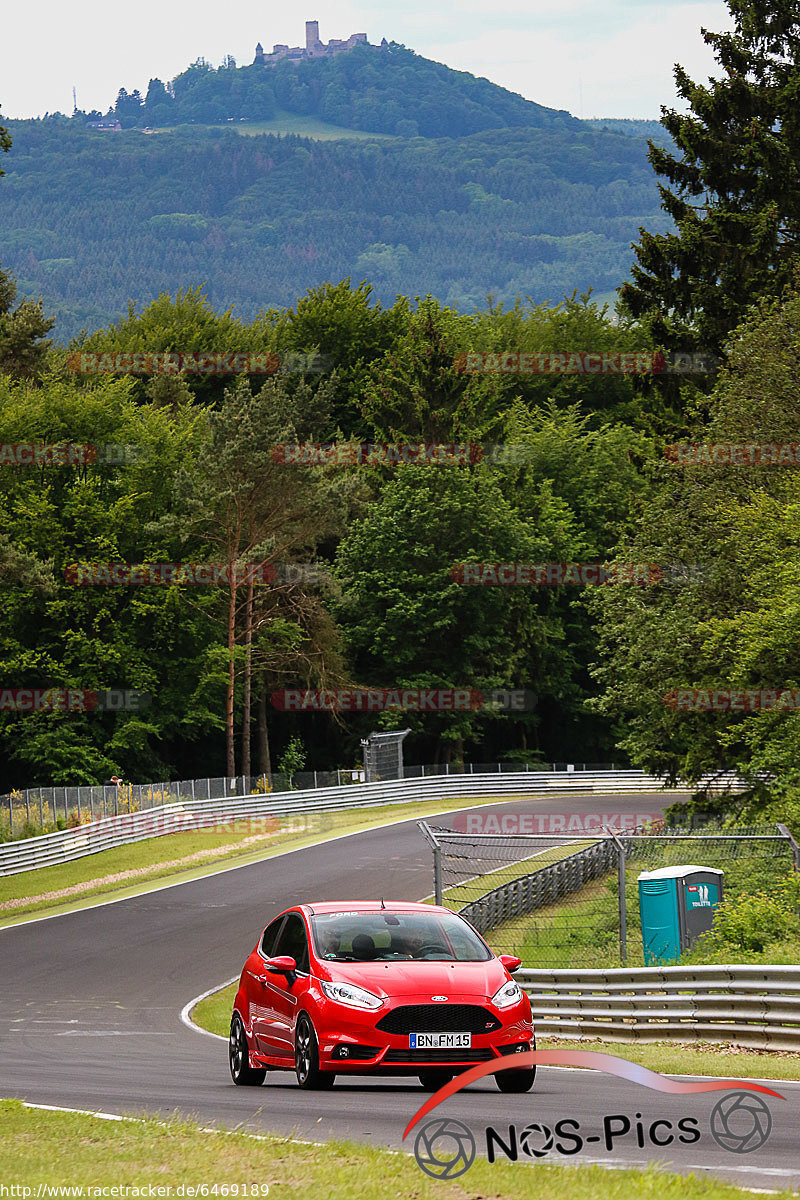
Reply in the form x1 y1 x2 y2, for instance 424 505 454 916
405 1051 782 1180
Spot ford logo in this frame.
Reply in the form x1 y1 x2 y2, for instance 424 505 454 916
431 995 448 1001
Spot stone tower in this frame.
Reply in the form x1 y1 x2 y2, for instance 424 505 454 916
305 20 320 52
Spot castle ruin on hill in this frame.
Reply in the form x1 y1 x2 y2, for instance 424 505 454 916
254 21 384 66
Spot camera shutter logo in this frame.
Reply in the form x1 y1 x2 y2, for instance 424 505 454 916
519 1122 554 1158
413 1118 476 1179
710 1092 773 1153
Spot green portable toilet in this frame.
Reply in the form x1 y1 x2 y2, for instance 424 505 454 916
638 864 724 965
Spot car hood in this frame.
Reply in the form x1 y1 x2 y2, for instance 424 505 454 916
319 958 509 1002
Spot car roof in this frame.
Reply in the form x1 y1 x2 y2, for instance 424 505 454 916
299 901 447 916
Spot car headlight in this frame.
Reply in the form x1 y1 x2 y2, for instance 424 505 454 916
492 979 523 1009
320 980 383 1010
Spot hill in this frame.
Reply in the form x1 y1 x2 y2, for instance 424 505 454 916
110 41 580 139
0 116 669 342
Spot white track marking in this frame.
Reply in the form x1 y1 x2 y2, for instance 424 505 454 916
180 975 239 1041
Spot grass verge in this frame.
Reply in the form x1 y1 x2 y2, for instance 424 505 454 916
0 1099 786 1199
438 840 596 909
190 982 800 1081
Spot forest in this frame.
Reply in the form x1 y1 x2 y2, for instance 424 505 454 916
0 116 667 344
2 0 800 834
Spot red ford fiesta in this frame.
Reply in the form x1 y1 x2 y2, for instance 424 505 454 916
229 900 535 1092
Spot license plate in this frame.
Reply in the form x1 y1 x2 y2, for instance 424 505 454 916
409 1032 472 1049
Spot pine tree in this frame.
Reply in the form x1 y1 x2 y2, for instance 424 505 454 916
622 0 800 354
0 107 10 173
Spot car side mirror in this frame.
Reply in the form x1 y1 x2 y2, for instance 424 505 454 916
265 955 297 976
499 954 522 972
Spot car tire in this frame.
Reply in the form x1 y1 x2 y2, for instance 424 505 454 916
418 1071 454 1091
496 1066 536 1093
229 1013 266 1086
295 1014 335 1090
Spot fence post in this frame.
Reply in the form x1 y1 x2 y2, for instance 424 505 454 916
777 823 800 872
417 820 443 905
25 791 30 825
619 845 627 963
38 791 44 830
7 792 12 833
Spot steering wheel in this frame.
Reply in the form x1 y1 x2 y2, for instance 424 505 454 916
413 943 447 959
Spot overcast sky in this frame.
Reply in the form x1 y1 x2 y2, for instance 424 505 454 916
1 0 731 121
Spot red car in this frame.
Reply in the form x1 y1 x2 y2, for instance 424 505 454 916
229 900 535 1092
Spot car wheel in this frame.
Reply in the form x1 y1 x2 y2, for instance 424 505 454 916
418 1071 454 1091
295 1014 335 1090
229 1014 266 1086
496 1066 536 1093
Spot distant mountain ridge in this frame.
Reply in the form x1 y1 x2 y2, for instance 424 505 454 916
108 41 581 139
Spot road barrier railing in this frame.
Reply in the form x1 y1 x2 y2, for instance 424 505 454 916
518 965 800 1051
0 768 714 876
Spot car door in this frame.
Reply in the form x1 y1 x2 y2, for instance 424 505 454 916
250 914 286 1057
261 912 310 1060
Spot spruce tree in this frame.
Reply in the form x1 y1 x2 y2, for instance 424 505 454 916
622 0 800 354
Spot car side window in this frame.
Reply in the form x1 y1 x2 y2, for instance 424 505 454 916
260 915 285 959
273 913 309 974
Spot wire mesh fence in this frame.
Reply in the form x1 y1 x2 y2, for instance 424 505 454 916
419 821 799 969
0 760 625 842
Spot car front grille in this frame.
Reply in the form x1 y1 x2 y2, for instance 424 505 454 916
376 1004 502 1035
383 1047 496 1064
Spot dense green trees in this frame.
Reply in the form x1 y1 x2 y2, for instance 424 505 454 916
591 283 800 815
0 279 661 788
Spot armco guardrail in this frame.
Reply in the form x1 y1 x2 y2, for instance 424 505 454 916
0 769 700 877
519 965 800 1051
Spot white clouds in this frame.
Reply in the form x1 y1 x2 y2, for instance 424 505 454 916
0 0 732 119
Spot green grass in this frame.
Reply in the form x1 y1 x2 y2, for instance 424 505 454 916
438 840 596 909
193 980 237 1036
0 1099 784 1199
152 111 394 141
191 982 800 1081
0 793 559 924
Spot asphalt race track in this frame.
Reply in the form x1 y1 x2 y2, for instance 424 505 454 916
1 793 798 1191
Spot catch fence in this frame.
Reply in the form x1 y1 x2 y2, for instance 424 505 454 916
418 821 799 968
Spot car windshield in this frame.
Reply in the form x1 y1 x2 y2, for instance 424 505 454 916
310 910 492 962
